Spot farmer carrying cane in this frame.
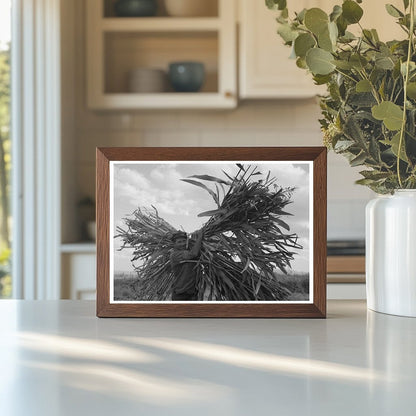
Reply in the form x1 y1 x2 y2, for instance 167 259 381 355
170 230 203 301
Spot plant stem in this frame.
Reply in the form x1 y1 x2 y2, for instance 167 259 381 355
358 69 381 104
334 68 358 84
397 0 415 188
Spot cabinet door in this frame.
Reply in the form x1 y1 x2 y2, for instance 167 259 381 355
62 253 96 300
239 0 326 99
239 0 404 99
357 0 404 41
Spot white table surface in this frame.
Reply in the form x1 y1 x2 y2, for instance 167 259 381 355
0 300 415 416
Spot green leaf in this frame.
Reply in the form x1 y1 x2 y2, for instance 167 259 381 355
401 61 416 77
356 79 372 92
369 136 382 163
388 132 409 162
403 0 410 10
276 14 287 24
350 54 368 70
378 78 386 100
344 115 367 147
334 140 354 151
350 152 367 167
277 23 298 43
344 31 356 41
360 170 391 181
330 5 342 21
333 60 353 70
371 29 380 42
348 92 377 107
318 27 334 52
296 57 308 69
407 82 416 99
399 14 411 29
385 4 404 18
371 101 404 131
266 0 287 11
329 21 338 41
342 0 363 24
304 8 329 35
375 55 395 70
296 8 307 23
294 33 316 57
355 178 377 186
306 48 335 75
313 74 332 85
336 15 348 36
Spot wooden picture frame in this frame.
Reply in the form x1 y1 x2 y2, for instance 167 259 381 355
96 147 327 318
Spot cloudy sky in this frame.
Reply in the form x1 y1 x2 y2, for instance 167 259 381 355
112 162 311 274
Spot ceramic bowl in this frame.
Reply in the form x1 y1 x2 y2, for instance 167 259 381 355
168 62 205 92
114 0 158 17
128 68 167 93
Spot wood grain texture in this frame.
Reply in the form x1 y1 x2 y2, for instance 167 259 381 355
327 256 365 274
96 147 327 318
96 148 110 317
313 148 327 318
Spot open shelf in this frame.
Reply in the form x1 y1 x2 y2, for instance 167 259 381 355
104 31 218 94
87 0 236 109
102 17 221 31
103 0 219 18
61 243 96 254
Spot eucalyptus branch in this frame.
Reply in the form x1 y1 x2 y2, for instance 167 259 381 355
334 68 358 84
267 0 416 193
359 69 381 104
390 79 398 102
397 0 415 188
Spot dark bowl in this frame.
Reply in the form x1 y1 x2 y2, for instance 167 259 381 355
114 0 158 17
168 62 205 93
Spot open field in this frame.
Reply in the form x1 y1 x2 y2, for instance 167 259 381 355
113 271 309 301
113 272 146 301
274 273 310 301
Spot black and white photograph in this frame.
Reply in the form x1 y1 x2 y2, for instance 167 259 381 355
109 161 313 303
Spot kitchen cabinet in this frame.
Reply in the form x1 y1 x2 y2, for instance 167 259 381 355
238 0 325 99
86 0 237 109
327 256 366 299
61 245 96 300
238 0 404 99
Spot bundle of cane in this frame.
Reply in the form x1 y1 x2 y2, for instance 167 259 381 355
116 164 302 301
116 207 177 300
182 164 302 300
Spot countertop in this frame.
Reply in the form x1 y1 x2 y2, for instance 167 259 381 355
0 300 415 415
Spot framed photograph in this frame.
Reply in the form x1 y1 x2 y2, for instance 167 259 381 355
96 147 327 318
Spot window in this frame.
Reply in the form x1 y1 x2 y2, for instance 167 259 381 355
0 0 11 298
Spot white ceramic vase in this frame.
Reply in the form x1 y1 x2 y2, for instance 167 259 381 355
366 190 416 317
